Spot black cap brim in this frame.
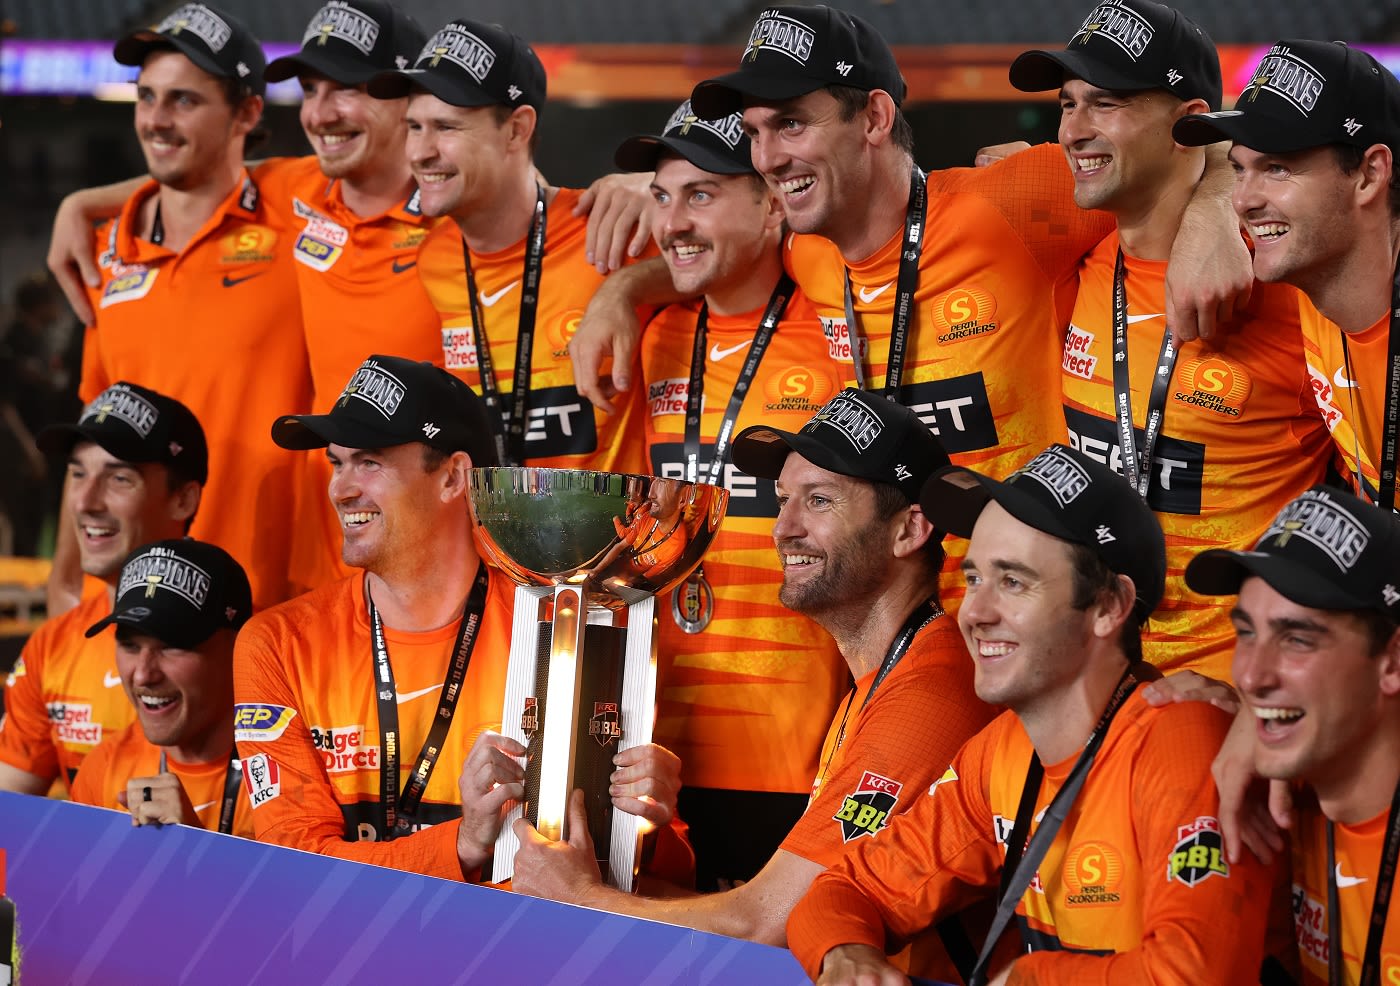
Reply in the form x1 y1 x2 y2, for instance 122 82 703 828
265 48 381 86
114 31 228 82
614 134 752 176
84 611 211 650
1184 549 1367 610
366 68 497 107
1009 49 1157 95
1173 110 1313 152
919 465 1081 544
690 72 825 120
271 413 412 451
36 422 149 463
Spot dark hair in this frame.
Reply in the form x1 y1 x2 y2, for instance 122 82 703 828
491 103 541 156
826 84 915 155
159 464 202 534
1355 607 1400 656
421 445 449 473
1333 143 1400 217
1067 542 1142 662
871 480 945 585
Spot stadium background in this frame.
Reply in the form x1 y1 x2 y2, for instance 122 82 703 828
3 0 1400 564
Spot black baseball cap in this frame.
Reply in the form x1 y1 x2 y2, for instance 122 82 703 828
920 444 1166 623
690 5 906 121
265 1 427 86
114 3 266 97
1186 486 1400 621
366 19 546 111
615 99 753 176
86 539 252 649
271 354 499 466
731 388 950 504
1010 0 1222 110
1174 40 1400 153
37 381 209 484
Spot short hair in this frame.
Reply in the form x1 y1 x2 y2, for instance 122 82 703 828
1067 541 1142 662
421 444 449 473
1354 607 1400 656
1332 143 1400 217
826 84 915 155
870 480 945 588
491 103 540 156
157 463 202 534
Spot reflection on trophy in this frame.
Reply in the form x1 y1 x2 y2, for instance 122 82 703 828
468 467 728 890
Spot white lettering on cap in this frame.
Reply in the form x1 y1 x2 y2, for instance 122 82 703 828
665 100 745 150
339 360 406 420
419 24 496 82
303 1 381 56
157 3 233 53
1073 1 1154 61
1241 45 1325 116
744 13 816 66
810 394 882 452
1013 447 1091 507
1262 492 1369 572
84 385 159 438
118 546 212 610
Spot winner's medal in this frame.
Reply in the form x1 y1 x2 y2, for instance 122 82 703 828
672 568 714 633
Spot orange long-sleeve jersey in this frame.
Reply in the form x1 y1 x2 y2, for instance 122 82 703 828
69 721 254 837
0 592 132 786
787 691 1279 985
639 292 847 794
1060 234 1332 680
416 187 647 475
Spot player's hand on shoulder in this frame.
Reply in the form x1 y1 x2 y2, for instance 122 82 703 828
577 171 654 274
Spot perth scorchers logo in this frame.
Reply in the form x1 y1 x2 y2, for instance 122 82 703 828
548 311 587 360
762 365 839 414
1063 841 1124 906
220 226 277 265
834 771 902 842
1173 355 1252 417
933 286 999 346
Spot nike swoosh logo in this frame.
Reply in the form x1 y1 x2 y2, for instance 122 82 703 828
1126 312 1166 324
397 683 444 703
479 281 519 307
710 340 752 361
1335 863 1368 888
192 800 218 813
104 671 122 688
392 259 417 274
221 271 265 288
1333 366 1359 390
857 282 893 304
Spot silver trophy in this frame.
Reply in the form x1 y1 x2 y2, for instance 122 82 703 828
468 467 728 890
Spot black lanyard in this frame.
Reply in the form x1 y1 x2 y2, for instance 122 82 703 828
368 566 490 838
462 185 548 467
1110 248 1179 500
968 666 1143 986
157 746 241 834
150 201 165 246
1327 778 1400 986
682 274 795 485
1339 263 1400 511
842 165 927 397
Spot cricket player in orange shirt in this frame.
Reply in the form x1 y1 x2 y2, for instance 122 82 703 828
788 445 1278 985
371 19 647 475
0 383 205 793
1007 0 1332 682
1186 487 1400 986
71 538 254 838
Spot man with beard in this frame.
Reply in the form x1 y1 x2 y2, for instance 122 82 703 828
512 388 995 983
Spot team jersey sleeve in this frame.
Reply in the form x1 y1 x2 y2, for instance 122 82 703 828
79 223 114 404
232 616 467 882
786 724 1004 980
0 646 59 782
930 143 1113 285
1009 704 1277 986
67 737 114 807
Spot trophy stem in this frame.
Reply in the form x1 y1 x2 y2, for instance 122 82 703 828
535 586 587 842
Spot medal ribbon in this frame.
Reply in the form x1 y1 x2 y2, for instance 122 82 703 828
1327 777 1400 986
1110 248 1179 500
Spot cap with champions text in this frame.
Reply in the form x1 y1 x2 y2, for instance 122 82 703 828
271 354 499 465
615 99 753 176
265 1 427 85
690 5 905 120
730 387 950 506
86 539 252 650
1174 40 1400 153
114 3 267 97
1010 0 1221 110
366 19 545 111
1185 485 1400 621
37 381 209 484
920 444 1166 623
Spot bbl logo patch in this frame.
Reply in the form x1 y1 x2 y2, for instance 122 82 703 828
521 696 539 741
1167 816 1230 886
834 770 902 842
762 364 840 414
589 702 622 746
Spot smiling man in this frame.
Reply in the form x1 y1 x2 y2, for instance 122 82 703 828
70 539 253 837
787 444 1279 985
0 383 206 794
1185 487 1400 984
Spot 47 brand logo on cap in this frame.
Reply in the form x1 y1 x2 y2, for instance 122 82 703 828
118 546 211 609
1244 45 1324 115
1263 491 1368 571
339 359 406 420
745 11 815 65
422 24 495 81
834 770 902 842
1014 446 1091 507
84 385 159 437
1073 1 1153 60
305 1 380 55
1167 816 1229 886
158 4 232 52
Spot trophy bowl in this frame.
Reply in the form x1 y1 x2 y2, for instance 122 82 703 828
467 467 729 598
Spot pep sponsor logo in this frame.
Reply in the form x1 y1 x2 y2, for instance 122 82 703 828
1062 324 1098 380
309 723 381 774
219 225 277 264
762 365 839 414
293 233 344 272
933 286 999 346
1063 841 1124 906
99 265 158 308
1173 355 1252 417
47 702 101 746
233 703 297 742
648 378 690 417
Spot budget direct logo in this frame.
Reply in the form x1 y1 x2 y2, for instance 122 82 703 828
762 364 839 414
1173 355 1252 417
933 286 999 346
47 702 101 746
233 703 297 742
309 723 381 774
